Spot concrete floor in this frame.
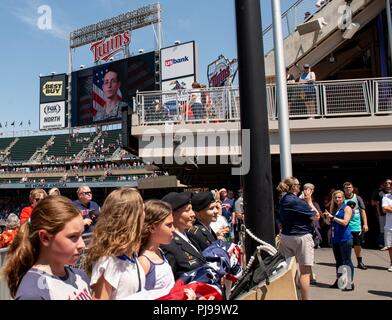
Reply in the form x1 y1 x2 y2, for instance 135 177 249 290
310 248 392 300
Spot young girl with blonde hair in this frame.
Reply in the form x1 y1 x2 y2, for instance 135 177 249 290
84 188 145 300
138 200 175 295
2 196 91 300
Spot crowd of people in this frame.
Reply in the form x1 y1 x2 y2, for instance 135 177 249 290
150 81 220 123
0 186 244 300
0 161 145 176
275 177 392 299
0 176 390 300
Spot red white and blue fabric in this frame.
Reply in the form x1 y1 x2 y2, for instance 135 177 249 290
157 240 243 300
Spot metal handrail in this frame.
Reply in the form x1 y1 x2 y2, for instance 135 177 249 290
134 77 392 125
262 0 331 55
262 0 305 35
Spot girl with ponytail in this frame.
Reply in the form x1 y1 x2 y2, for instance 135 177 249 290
1 196 91 300
138 200 175 293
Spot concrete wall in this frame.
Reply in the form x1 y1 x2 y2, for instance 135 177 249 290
133 114 392 162
264 0 382 77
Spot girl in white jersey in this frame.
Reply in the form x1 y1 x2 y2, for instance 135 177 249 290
2 196 91 300
85 188 145 299
138 200 175 297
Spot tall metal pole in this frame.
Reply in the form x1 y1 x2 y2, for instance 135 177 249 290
386 0 392 67
272 0 292 179
157 0 163 50
68 39 73 132
235 0 276 258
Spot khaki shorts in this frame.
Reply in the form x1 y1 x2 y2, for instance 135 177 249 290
279 233 314 266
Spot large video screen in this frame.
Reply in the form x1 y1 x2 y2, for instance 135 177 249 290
71 51 156 126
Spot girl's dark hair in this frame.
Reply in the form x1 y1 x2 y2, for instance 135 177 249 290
139 200 172 253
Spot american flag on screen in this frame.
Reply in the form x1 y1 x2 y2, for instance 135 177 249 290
92 66 122 118
77 54 155 125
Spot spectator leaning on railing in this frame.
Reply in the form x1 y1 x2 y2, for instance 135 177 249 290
20 189 48 224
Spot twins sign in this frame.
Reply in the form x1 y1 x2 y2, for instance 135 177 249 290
207 55 237 87
90 31 131 63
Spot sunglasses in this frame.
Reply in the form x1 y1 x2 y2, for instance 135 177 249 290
80 191 92 195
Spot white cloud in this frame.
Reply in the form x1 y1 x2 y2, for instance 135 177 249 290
9 0 72 40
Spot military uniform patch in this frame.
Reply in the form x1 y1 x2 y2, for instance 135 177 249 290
189 226 199 234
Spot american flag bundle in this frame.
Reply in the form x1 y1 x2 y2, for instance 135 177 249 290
157 240 243 300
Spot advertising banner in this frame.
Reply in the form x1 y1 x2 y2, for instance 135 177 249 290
207 54 237 87
160 41 196 81
39 101 66 130
40 74 68 103
71 51 156 126
161 75 195 91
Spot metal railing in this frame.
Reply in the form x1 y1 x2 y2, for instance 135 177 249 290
0 247 11 300
374 78 392 114
134 77 392 126
262 0 331 55
136 87 240 125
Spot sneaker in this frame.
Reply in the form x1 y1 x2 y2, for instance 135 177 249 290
380 246 388 251
342 283 355 292
357 262 367 270
388 265 392 272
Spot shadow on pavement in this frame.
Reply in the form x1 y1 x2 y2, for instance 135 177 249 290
361 266 389 271
368 290 392 299
316 262 335 267
316 262 387 271
311 282 333 289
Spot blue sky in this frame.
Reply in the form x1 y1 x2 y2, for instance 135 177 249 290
0 0 295 131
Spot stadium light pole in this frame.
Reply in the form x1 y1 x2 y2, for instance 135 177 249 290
235 0 276 258
68 37 73 132
157 0 163 50
271 0 292 179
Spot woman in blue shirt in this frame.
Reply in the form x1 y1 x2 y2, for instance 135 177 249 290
325 190 354 291
277 177 320 300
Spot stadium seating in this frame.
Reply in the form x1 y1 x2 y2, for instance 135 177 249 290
0 130 162 188
46 132 95 158
0 138 16 151
9 135 50 162
100 130 121 156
